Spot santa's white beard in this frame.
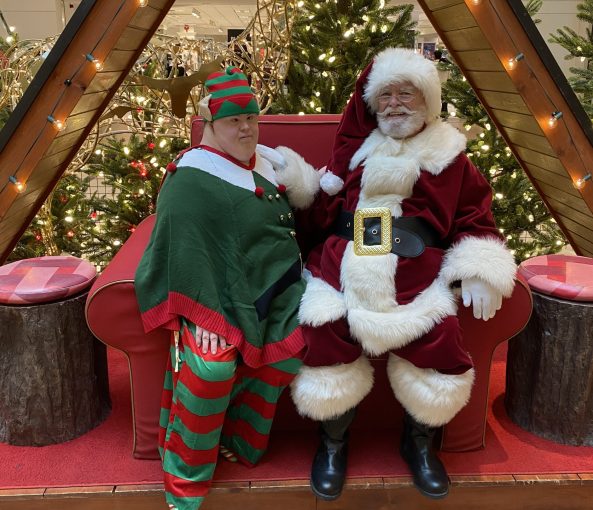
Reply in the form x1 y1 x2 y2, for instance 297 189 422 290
377 105 427 140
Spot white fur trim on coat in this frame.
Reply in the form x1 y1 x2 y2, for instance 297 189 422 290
387 354 475 427
347 279 457 356
299 276 347 326
363 48 442 122
350 122 466 177
440 236 516 297
290 356 374 420
274 146 320 209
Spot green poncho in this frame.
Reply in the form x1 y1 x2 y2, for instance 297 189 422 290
135 146 305 367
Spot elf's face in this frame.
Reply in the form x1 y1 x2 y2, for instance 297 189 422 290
211 114 259 164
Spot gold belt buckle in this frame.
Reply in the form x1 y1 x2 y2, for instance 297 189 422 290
353 207 392 256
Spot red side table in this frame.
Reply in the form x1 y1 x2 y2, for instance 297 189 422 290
505 254 593 446
0 256 111 446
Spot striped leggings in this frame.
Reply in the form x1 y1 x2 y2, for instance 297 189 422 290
159 318 302 510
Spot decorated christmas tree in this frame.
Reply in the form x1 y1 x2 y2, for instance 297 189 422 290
8 173 96 262
83 134 186 264
440 63 565 261
274 0 416 114
549 0 593 118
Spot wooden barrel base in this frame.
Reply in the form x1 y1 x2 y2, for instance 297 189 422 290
505 291 593 446
0 292 111 446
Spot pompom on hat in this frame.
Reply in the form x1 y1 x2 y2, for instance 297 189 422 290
363 48 442 122
199 66 260 121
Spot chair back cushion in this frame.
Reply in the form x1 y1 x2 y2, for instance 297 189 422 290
190 114 342 168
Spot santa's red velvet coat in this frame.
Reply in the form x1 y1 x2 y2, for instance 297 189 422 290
273 51 516 427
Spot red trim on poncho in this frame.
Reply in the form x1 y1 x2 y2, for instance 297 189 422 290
140 291 304 368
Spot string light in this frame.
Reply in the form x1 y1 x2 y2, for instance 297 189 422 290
573 173 592 190
85 53 103 71
8 176 26 193
506 53 524 70
547 111 563 128
47 115 67 131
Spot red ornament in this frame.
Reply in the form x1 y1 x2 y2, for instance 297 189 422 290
277 184 287 194
166 162 177 173
130 160 138 168
67 230 75 238
148 142 155 150
35 233 42 241
255 186 264 197
138 161 148 178
136 107 144 113
90 210 98 220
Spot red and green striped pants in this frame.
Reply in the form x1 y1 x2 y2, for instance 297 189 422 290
159 318 302 510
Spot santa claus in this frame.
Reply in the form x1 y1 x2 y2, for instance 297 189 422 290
274 48 517 500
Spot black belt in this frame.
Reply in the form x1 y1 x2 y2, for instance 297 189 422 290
255 258 302 321
335 210 444 257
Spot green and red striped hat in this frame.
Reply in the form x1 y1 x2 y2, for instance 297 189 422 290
203 66 259 121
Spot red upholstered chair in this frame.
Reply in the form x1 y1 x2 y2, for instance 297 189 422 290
85 114 532 459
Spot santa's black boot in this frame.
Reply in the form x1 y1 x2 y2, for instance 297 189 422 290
400 412 449 499
310 408 356 500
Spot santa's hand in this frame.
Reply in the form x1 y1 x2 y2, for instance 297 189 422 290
461 277 503 321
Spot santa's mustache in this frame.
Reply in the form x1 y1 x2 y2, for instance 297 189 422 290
377 105 416 118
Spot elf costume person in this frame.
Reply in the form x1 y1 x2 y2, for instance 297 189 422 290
135 66 309 510
274 48 517 500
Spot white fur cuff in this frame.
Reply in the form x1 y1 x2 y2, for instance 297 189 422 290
439 236 516 297
274 146 321 209
299 277 347 327
387 354 475 427
290 356 374 420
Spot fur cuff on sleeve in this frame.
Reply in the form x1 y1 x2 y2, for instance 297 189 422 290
274 146 321 209
439 236 516 297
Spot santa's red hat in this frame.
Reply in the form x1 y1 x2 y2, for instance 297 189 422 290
327 48 441 179
363 48 442 120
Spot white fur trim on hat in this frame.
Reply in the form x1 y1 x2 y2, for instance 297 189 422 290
387 354 475 427
363 48 442 123
274 146 321 209
290 356 374 420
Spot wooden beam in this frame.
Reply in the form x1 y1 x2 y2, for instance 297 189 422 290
0 0 176 264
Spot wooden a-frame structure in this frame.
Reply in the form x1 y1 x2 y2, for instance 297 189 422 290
0 0 592 263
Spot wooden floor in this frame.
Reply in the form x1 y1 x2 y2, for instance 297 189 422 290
2 475 593 510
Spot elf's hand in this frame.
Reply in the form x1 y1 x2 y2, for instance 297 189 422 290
195 326 227 354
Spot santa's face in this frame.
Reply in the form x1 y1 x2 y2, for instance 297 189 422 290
376 81 427 139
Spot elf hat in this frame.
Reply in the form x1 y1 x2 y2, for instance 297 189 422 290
363 48 441 122
198 66 260 121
